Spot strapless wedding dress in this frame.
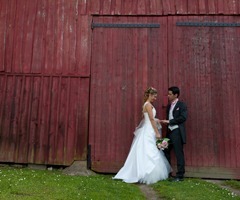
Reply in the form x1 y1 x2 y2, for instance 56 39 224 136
113 102 171 184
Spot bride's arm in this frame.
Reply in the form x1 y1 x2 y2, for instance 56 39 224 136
145 103 161 139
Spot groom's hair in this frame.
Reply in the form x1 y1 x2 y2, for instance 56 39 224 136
168 86 180 97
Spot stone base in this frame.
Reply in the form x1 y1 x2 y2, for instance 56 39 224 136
63 161 96 176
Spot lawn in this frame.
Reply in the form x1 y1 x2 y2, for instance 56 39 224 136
152 178 240 200
0 166 239 200
0 167 144 200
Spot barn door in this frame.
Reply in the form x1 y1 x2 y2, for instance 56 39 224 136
168 16 240 179
89 16 168 172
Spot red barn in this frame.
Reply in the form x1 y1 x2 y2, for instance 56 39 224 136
0 0 239 179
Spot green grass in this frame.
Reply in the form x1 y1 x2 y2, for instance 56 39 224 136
224 180 240 190
152 178 240 200
0 167 144 200
0 167 240 200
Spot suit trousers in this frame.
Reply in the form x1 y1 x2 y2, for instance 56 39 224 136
164 128 185 178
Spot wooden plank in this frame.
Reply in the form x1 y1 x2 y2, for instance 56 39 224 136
36 76 51 163
217 0 224 14
199 0 207 14
208 0 217 14
0 1 8 71
137 0 146 15
4 0 17 73
27 76 41 163
22 0 38 73
11 1 26 73
43 0 55 74
62 2 71 74
31 0 46 73
187 0 199 14
88 0 100 14
76 15 91 76
78 0 87 15
101 0 112 14
174 0 187 14
121 0 134 15
162 0 172 15
16 76 32 163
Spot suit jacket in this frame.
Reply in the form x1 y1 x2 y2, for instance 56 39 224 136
166 101 188 144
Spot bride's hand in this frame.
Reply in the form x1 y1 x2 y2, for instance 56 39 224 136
155 132 161 139
160 120 169 124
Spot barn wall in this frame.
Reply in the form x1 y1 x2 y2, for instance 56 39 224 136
0 74 89 165
0 0 240 179
0 0 92 165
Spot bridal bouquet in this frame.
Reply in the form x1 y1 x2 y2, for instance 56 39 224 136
156 138 170 150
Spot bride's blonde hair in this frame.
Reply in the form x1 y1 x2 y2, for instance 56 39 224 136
144 87 157 102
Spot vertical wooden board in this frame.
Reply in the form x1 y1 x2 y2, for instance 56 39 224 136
62 2 71 75
11 76 23 161
148 0 157 15
0 1 8 71
217 0 224 14
74 78 89 160
11 1 27 73
137 0 146 14
67 2 77 75
121 1 134 15
22 0 38 73
187 0 199 14
36 76 51 163
47 77 59 163
223 0 238 14
4 0 17 73
16 76 32 163
114 0 122 14
27 76 41 163
55 77 68 164
54 2 64 74
0 75 7 160
31 0 46 74
76 15 91 76
77 0 87 15
88 0 100 14
101 0 112 14
208 0 217 14
64 78 77 162
0 76 13 161
162 0 172 15
174 0 187 14
198 0 207 14
43 0 55 74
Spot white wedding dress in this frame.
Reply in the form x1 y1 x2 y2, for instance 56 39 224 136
113 102 171 184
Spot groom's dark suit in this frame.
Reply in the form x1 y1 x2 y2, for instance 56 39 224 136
164 100 187 179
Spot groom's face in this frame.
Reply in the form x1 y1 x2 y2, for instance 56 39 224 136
168 91 177 102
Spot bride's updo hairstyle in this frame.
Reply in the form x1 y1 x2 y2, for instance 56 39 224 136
144 87 157 102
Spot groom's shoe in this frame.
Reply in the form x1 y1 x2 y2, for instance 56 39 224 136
171 177 184 182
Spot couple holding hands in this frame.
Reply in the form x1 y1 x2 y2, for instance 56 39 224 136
113 86 188 184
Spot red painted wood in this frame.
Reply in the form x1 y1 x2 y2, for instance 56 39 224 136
0 1 7 72
0 74 89 165
169 15 240 178
90 16 168 172
0 0 240 179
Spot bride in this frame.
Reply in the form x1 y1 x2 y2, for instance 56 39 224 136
113 87 171 184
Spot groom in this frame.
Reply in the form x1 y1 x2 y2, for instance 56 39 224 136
161 86 187 182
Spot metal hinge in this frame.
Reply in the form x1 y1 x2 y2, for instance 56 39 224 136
92 23 160 29
176 22 240 27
